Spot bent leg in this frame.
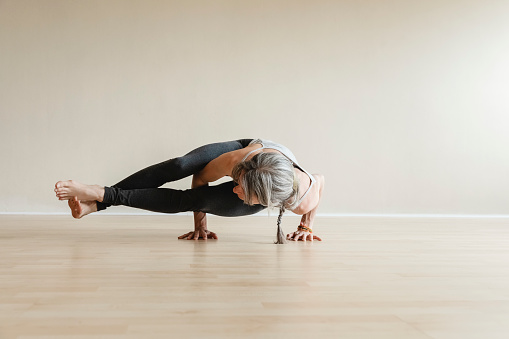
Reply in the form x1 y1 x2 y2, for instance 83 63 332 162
97 139 253 211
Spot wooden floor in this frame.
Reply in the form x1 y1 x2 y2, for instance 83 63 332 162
1 215 509 339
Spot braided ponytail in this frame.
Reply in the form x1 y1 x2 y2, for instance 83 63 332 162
275 206 287 244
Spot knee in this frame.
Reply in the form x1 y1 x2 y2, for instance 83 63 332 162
160 157 193 177
169 157 186 173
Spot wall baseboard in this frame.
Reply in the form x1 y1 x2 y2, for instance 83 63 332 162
1 212 509 218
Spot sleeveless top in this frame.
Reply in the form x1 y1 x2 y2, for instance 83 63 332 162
241 139 316 208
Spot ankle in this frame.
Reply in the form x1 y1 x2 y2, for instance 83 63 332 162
94 185 105 202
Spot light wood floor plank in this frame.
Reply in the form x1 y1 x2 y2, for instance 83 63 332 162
1 215 509 338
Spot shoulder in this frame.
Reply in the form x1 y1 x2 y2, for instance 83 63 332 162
314 174 325 186
291 174 324 215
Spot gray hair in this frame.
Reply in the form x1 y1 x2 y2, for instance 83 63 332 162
231 152 300 210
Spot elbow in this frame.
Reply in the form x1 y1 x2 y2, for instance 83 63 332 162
317 174 325 195
192 174 206 188
316 174 325 188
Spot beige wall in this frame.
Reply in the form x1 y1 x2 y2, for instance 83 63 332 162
1 0 508 215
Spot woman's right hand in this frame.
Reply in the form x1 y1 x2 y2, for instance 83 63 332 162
178 229 218 240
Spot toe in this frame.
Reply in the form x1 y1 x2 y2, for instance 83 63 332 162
57 180 73 188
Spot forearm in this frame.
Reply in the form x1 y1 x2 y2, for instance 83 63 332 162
300 208 317 229
193 211 207 230
192 175 208 230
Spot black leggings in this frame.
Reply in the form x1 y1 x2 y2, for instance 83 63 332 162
96 139 266 217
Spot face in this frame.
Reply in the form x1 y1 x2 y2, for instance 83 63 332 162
233 172 260 205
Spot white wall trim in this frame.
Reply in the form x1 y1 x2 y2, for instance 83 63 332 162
1 212 509 218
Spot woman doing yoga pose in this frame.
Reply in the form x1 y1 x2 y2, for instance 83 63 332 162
54 139 324 243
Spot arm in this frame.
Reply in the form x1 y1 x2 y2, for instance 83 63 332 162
287 174 325 241
178 153 234 240
188 175 213 239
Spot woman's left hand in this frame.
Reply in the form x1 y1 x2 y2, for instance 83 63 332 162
287 228 322 242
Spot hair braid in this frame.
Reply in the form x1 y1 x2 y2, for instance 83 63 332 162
275 206 287 244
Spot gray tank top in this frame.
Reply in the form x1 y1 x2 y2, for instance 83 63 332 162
241 139 316 208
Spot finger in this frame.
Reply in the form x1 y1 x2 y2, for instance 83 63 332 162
201 230 208 240
178 232 190 239
180 232 193 239
187 233 194 240
302 233 307 242
209 232 218 239
193 232 200 240
313 235 322 241
308 234 313 242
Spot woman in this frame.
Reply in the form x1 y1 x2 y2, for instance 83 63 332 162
54 139 324 243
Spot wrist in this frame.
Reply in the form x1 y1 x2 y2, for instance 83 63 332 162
297 225 312 233
299 221 311 228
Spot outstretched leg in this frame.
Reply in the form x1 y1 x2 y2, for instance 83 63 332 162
55 139 253 217
98 181 265 216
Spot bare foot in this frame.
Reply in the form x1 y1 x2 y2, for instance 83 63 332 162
55 180 104 202
68 197 97 219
